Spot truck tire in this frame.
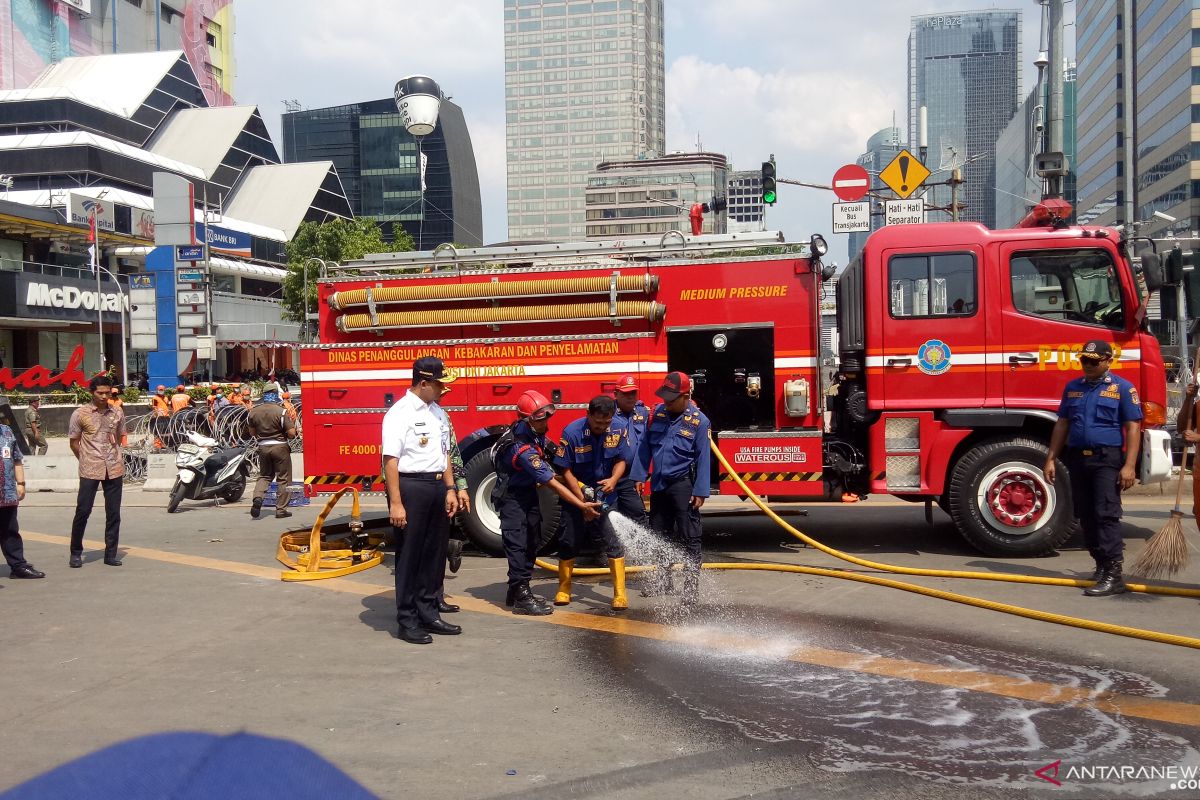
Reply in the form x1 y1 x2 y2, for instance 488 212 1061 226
947 436 1078 557
460 450 561 557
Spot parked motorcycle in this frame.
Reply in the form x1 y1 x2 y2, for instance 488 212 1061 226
167 431 251 513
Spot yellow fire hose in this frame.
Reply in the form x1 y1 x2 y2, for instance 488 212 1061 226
537 434 1200 650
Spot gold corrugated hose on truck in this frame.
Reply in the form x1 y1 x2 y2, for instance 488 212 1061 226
327 274 659 309
335 300 667 333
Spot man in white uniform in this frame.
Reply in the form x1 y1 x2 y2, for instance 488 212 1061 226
382 356 461 644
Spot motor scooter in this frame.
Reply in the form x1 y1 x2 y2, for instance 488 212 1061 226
167 431 251 513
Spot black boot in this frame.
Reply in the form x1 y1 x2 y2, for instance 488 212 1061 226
1084 558 1128 597
511 582 553 616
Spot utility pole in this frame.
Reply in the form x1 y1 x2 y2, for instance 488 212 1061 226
948 168 964 222
1036 0 1069 198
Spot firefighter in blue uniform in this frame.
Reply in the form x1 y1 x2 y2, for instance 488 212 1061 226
1044 340 1142 597
553 395 633 610
638 371 711 604
492 390 601 615
612 374 650 526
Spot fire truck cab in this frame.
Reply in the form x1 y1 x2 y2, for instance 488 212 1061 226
301 219 1170 558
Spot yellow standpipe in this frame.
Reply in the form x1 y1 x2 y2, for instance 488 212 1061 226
278 487 385 581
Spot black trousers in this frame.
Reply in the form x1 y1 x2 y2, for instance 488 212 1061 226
70 477 122 559
649 475 703 578
614 478 649 526
1066 447 1125 561
394 476 449 630
561 505 624 560
0 506 28 569
496 486 540 590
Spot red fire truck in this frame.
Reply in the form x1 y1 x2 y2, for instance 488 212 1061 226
300 208 1171 558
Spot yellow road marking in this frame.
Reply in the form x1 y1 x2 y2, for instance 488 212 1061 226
23 531 1200 729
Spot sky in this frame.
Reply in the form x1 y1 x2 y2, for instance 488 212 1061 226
234 1 1072 263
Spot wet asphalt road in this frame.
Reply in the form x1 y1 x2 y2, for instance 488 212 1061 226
1 491 1198 799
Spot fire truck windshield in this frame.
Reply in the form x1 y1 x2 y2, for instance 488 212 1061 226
1009 248 1126 330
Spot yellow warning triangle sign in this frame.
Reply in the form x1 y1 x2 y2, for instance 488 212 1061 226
879 149 930 200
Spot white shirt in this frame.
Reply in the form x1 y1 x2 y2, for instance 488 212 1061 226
381 389 451 473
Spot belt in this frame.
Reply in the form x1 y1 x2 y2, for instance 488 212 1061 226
398 471 445 481
1070 446 1117 456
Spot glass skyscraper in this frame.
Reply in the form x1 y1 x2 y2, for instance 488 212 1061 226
1075 0 1196 237
848 126 904 261
282 98 483 249
907 10 1021 228
504 0 665 242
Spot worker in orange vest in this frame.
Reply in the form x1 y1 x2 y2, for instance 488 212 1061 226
240 386 253 410
206 385 219 425
170 384 193 414
150 385 171 418
281 390 298 422
228 384 244 406
109 386 129 446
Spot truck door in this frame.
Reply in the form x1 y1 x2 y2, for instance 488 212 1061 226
999 243 1135 410
876 247 990 408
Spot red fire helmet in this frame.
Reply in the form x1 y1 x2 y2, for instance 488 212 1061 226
516 390 555 421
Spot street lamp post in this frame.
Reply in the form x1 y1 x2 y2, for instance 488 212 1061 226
94 265 128 387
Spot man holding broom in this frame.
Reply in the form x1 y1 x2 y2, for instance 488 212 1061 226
1044 340 1142 597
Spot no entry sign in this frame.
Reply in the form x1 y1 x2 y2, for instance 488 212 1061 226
832 164 870 202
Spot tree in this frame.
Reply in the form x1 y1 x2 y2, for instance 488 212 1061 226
281 218 411 325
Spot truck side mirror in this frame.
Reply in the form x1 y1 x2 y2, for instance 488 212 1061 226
1140 252 1163 293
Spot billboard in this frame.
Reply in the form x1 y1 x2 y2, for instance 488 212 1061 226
195 223 252 258
68 193 116 233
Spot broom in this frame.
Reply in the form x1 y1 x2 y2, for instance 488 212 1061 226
1132 356 1198 578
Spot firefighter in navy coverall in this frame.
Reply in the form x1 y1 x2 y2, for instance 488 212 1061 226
612 374 650 526
553 394 632 609
1044 339 1142 597
492 390 601 615
638 371 711 604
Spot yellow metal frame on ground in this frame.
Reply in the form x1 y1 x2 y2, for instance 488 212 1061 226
277 487 385 581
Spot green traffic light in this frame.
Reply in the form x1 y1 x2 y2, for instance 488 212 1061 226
763 189 776 204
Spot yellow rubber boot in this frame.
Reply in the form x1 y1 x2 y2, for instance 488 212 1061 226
610 557 628 610
554 559 574 605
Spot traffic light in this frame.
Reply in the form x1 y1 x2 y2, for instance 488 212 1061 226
1166 246 1184 285
761 159 777 206
1185 265 1200 318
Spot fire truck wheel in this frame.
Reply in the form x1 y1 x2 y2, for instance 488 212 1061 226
461 450 562 557
947 437 1077 557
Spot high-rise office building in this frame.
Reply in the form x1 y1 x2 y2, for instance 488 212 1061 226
283 97 483 249
584 151 726 239
907 10 1021 228
1074 1 1128 228
504 0 665 242
1131 0 1194 237
995 68 1076 229
0 0 235 106
1075 1 1196 237
726 170 764 234
847 126 903 261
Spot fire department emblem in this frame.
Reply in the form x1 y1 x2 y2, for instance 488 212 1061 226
917 339 952 375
